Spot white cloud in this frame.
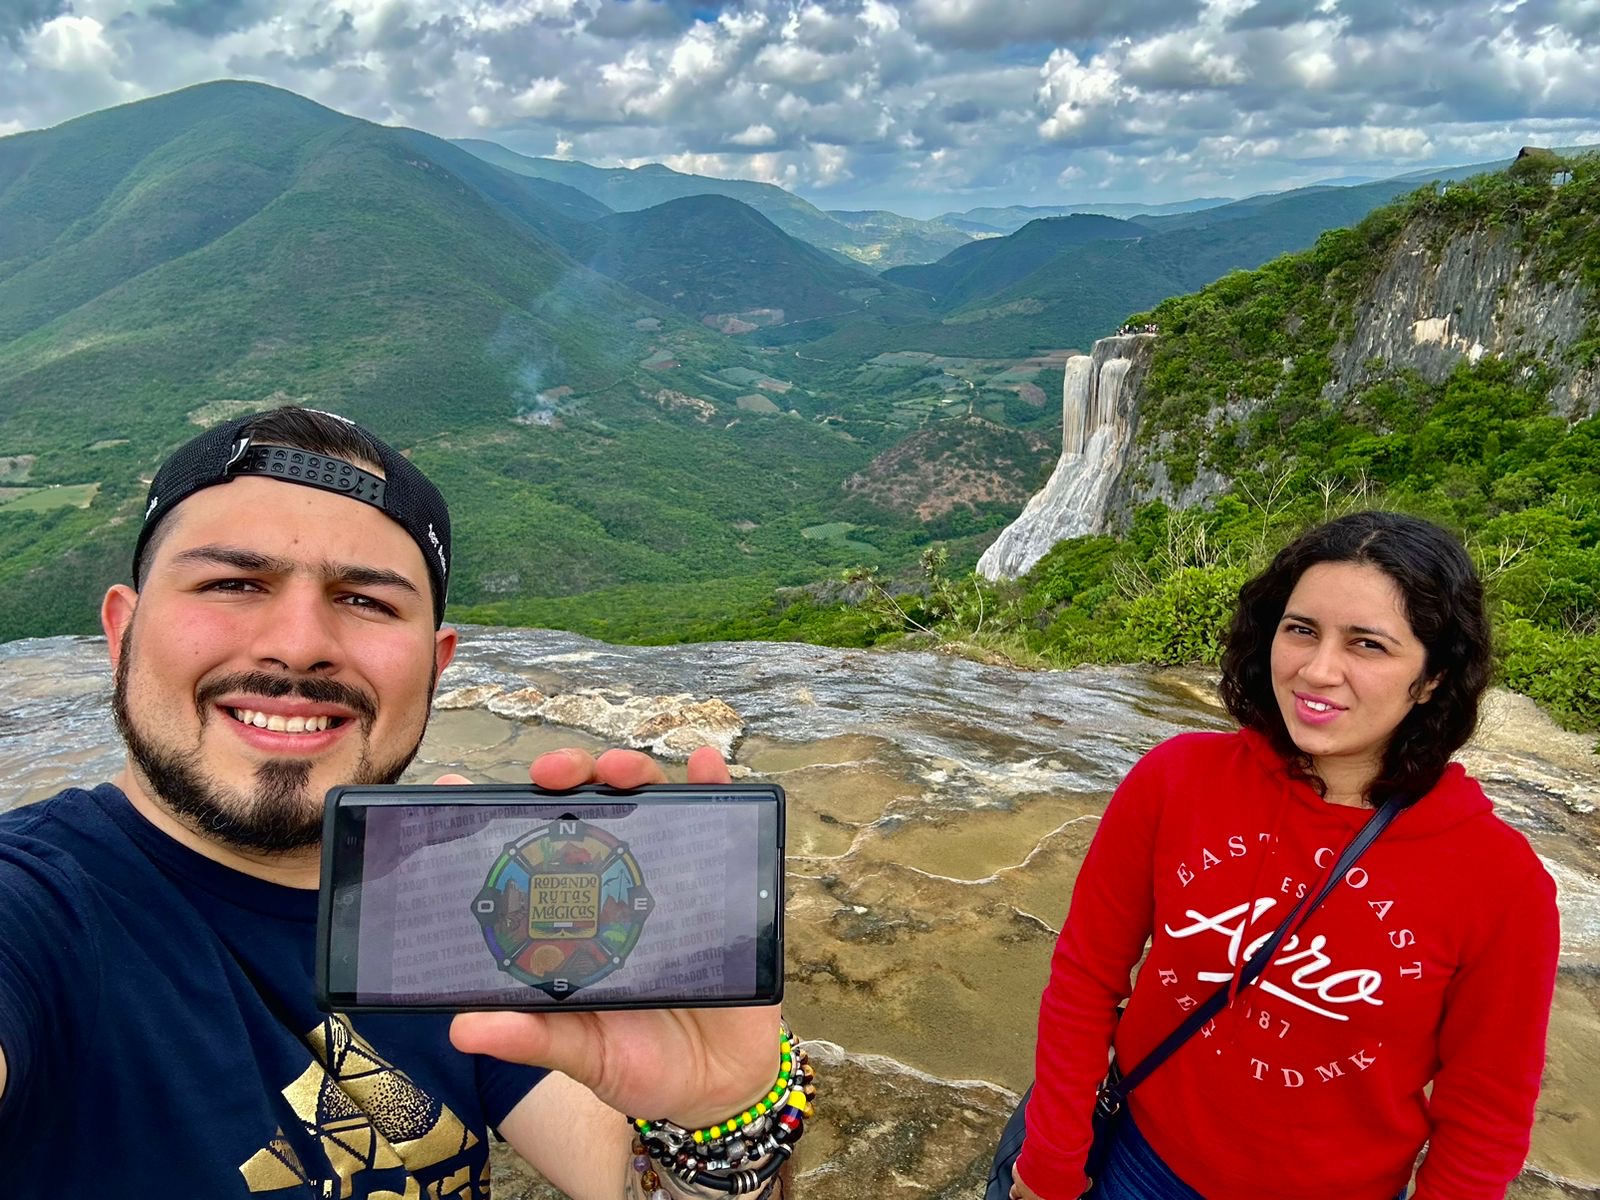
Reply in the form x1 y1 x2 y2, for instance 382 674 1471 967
861 0 901 35
1289 47 1337 87
510 77 566 118
29 14 118 72
730 122 779 146
657 150 733 176
753 42 837 85
1037 48 1130 142
1 0 1597 215
811 141 851 184
746 151 801 186
1124 33 1247 88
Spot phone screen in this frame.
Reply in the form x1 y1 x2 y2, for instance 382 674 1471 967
318 785 784 1011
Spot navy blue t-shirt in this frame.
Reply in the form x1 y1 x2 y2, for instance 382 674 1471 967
0 784 548 1197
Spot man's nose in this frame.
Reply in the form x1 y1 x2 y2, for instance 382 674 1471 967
249 581 342 674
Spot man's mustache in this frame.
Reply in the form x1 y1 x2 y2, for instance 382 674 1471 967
195 671 377 726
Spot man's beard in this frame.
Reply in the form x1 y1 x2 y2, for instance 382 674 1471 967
112 622 431 854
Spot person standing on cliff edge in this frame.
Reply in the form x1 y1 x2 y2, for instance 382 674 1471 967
0 405 799 1199
1006 511 1559 1199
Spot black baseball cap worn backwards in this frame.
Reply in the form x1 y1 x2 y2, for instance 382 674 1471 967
132 408 452 625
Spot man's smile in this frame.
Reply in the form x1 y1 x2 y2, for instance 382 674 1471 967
211 693 365 753
228 708 338 733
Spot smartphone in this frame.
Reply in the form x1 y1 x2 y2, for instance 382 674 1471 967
316 783 784 1013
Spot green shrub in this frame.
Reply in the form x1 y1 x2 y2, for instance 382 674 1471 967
1496 619 1600 730
1120 565 1251 665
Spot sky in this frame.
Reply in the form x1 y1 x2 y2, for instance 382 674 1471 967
2 0 1599 217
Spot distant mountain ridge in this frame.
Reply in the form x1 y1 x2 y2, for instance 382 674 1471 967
454 138 973 270
882 213 1146 309
940 199 1233 235
560 194 926 326
786 165 1497 361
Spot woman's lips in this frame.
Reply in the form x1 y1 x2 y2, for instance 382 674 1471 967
1294 694 1345 725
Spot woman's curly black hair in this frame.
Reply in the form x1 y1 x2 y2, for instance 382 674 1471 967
1218 511 1493 807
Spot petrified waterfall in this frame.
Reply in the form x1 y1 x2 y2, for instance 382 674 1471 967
978 334 1151 580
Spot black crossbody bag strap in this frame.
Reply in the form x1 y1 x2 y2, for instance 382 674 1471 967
1100 797 1401 1113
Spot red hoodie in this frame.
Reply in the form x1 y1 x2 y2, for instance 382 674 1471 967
1014 729 1560 1200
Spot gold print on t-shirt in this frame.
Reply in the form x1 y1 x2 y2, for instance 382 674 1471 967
239 1015 484 1199
240 1128 313 1191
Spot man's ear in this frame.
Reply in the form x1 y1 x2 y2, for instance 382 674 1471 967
102 585 138 669
434 625 458 680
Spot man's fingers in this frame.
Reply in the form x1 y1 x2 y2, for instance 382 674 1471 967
449 1012 597 1081
432 773 473 786
529 748 597 789
531 746 716 789
686 745 732 784
593 748 667 787
450 1012 555 1063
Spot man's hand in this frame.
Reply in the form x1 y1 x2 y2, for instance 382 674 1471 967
448 746 783 1129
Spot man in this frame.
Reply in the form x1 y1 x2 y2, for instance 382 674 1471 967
0 406 782 1198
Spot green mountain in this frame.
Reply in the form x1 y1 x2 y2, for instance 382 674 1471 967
453 138 973 269
562 194 931 327
882 214 1146 309
0 80 908 641
790 168 1478 360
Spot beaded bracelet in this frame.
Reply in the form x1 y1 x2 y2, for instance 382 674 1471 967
633 1027 798 1147
627 1027 816 1198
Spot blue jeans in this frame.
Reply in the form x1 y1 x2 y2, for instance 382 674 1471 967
1089 1112 1408 1199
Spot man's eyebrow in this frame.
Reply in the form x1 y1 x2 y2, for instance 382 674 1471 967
330 564 422 597
169 546 290 573
167 545 422 598
1282 612 1401 643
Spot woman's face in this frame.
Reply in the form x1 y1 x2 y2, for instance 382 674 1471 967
1270 561 1438 793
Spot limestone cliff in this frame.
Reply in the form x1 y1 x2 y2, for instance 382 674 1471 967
980 194 1596 580
1330 222 1596 420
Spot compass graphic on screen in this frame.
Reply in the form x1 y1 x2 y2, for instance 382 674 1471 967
471 818 655 999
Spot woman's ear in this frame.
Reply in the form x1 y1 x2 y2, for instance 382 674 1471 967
1415 673 1441 704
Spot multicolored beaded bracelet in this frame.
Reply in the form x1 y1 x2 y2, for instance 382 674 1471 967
632 1028 798 1150
627 1028 816 1196
655 1058 814 1192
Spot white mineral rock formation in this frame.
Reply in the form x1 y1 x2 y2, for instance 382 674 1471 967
978 335 1151 580
431 684 744 759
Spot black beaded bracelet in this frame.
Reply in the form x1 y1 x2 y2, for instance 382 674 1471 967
678 1143 792 1194
628 1030 815 1197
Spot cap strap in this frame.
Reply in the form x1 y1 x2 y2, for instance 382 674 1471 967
225 438 387 507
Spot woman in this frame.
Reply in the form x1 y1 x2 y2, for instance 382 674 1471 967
1010 511 1560 1200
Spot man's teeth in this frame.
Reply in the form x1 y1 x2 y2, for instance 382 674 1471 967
231 709 334 733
